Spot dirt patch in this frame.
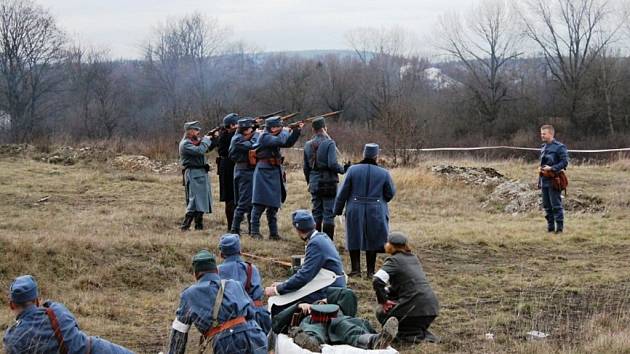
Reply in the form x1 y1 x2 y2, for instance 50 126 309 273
432 165 605 213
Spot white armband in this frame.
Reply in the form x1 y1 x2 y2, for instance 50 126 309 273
374 269 390 283
172 318 190 333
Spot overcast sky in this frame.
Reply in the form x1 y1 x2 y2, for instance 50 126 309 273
38 0 482 59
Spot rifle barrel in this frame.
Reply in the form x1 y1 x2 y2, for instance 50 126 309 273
242 252 292 268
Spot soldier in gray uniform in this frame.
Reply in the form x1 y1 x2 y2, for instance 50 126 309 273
303 117 349 240
179 121 217 231
372 232 440 343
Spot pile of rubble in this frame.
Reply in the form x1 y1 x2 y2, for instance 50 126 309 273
111 155 179 174
40 146 111 165
432 165 605 214
431 165 506 188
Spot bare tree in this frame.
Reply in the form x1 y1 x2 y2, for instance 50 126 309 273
521 0 625 131
144 13 229 128
0 0 66 142
437 0 522 131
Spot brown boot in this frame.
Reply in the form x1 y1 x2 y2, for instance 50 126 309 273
373 317 398 349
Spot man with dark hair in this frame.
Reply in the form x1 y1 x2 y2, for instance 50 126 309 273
264 210 346 316
167 250 267 354
217 113 240 230
229 117 260 235
4 275 133 353
334 143 396 277
372 232 440 344
179 121 217 231
539 124 569 233
303 116 349 240
218 233 272 334
250 116 303 240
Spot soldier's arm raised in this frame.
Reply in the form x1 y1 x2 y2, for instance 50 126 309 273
181 137 212 156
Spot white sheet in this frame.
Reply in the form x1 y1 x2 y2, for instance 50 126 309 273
276 333 399 354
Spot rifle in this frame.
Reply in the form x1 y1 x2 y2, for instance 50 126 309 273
241 252 292 268
287 110 343 128
258 112 300 129
207 109 286 136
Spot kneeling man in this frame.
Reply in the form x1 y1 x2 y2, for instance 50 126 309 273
264 210 346 316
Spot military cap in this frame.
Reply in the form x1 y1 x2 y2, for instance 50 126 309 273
312 117 326 130
223 113 240 128
310 304 340 323
192 249 217 273
363 143 379 159
265 116 283 128
10 275 38 303
291 209 316 231
184 121 202 131
238 117 254 129
219 234 241 256
387 232 408 246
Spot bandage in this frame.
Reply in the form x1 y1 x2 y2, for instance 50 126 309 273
172 318 190 333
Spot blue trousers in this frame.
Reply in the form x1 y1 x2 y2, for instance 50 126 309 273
311 194 336 226
541 186 564 231
251 203 278 236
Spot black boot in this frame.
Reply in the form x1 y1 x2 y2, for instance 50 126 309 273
224 201 235 232
545 214 554 232
180 212 195 231
194 212 204 230
555 221 564 234
322 224 335 240
366 251 377 278
348 250 361 277
316 221 322 232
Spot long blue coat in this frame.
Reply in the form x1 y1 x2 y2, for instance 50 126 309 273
179 136 216 213
229 132 260 210
219 255 272 333
3 302 133 354
276 231 346 304
251 128 301 208
175 272 267 354
334 162 396 251
539 139 569 188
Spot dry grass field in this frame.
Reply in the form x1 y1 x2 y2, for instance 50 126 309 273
0 150 629 353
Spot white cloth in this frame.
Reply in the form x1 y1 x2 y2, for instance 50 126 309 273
171 318 190 333
276 334 398 354
268 269 345 310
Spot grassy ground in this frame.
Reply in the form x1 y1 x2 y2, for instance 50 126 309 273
0 154 629 353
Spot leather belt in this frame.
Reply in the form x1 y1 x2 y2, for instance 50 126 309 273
204 316 246 338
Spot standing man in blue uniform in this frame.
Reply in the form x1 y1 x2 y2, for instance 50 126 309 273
250 116 303 240
217 113 240 231
4 275 134 354
303 116 349 240
218 234 272 334
334 143 396 278
539 124 569 233
264 210 346 316
179 121 217 231
229 118 259 235
167 250 267 354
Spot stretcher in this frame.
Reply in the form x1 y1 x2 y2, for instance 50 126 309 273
275 333 399 354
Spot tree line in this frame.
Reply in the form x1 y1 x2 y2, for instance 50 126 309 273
1 0 629 159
